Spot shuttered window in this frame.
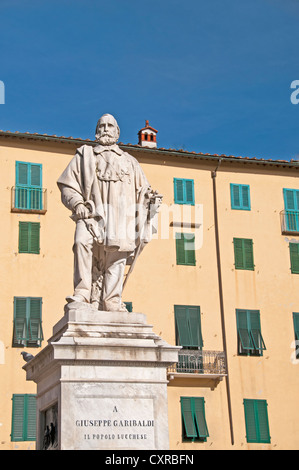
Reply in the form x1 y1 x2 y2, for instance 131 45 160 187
174 305 203 348
243 399 270 444
11 394 36 441
236 309 266 356
230 184 251 210
289 243 299 274
233 238 254 270
283 188 299 232
15 161 43 210
13 297 43 347
181 397 209 441
124 302 133 312
175 233 196 266
293 312 299 359
174 178 194 205
19 222 40 254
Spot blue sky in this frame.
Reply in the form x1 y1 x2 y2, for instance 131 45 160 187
1 0 299 160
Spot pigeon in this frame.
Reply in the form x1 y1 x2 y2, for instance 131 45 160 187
21 351 34 362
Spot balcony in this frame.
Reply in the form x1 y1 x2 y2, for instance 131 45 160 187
168 349 227 387
280 210 299 235
11 186 47 214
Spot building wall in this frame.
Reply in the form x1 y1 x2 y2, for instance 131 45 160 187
0 136 298 449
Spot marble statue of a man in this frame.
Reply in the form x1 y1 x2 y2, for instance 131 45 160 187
57 114 161 312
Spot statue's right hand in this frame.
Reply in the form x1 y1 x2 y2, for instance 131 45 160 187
75 203 90 219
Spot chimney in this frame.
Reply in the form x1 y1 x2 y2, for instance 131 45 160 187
138 120 158 148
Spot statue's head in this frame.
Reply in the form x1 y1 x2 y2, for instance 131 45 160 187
95 114 120 145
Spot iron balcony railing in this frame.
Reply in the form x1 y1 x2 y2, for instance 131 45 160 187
280 210 299 234
11 186 47 213
168 349 226 376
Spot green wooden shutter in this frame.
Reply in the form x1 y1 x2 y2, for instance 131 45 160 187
174 179 184 204
175 233 186 265
19 222 40 254
231 184 241 208
28 298 43 344
181 397 198 438
236 309 254 350
244 399 270 444
30 223 40 254
290 243 299 273
231 184 250 210
16 162 29 186
19 222 30 253
13 297 28 345
124 301 133 312
249 310 266 351
244 399 258 443
11 394 36 441
234 238 244 269
293 312 299 340
234 238 254 270
185 180 194 205
175 306 191 347
174 178 194 205
11 395 25 441
184 234 196 266
255 400 271 443
26 395 37 441
193 398 209 438
188 306 203 348
243 239 254 269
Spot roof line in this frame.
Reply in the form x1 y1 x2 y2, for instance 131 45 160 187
0 129 297 168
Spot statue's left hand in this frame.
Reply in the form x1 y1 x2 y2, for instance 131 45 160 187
75 203 90 219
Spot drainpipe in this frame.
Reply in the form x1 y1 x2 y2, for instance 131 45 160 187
211 159 234 446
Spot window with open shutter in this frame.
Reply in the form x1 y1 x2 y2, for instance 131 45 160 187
236 309 266 356
174 305 203 349
293 313 299 359
11 394 36 441
19 222 40 254
180 397 209 441
174 178 194 205
283 188 299 232
230 184 251 210
13 297 43 347
243 399 270 443
15 161 43 210
175 233 196 266
289 243 299 274
233 238 254 270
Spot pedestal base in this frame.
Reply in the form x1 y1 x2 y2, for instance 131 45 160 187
23 303 179 450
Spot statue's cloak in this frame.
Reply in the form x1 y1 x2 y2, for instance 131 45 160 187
57 144 154 255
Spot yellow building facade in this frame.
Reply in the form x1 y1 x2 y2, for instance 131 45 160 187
0 129 299 450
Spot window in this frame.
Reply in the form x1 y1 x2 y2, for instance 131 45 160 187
233 238 254 270
283 188 299 232
293 312 299 359
289 243 299 274
174 305 203 349
175 233 196 266
174 178 194 205
230 184 251 210
15 161 43 210
124 301 133 312
19 222 40 254
236 309 266 356
243 399 270 444
13 297 43 347
11 394 36 441
180 397 209 442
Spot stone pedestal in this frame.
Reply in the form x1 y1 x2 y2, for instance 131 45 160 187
23 303 179 450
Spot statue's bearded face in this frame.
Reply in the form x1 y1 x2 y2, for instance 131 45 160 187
96 114 120 145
